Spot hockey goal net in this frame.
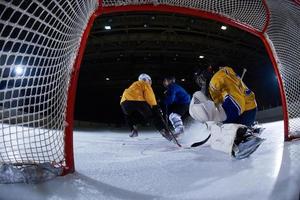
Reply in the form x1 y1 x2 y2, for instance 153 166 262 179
0 0 98 183
0 0 299 181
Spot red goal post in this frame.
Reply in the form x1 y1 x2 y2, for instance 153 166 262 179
66 0 300 174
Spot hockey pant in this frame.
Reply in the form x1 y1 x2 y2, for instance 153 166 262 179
121 101 165 131
222 96 257 126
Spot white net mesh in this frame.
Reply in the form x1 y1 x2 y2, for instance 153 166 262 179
0 0 98 170
264 0 300 136
103 0 268 31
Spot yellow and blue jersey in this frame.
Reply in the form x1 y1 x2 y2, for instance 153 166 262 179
209 67 257 115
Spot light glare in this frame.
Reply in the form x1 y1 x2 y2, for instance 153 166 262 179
15 66 24 76
221 25 227 30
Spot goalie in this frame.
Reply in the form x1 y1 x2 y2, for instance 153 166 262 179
189 66 264 159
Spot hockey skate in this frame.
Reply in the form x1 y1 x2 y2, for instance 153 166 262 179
159 129 173 141
173 127 184 139
232 127 265 159
250 126 266 136
159 129 182 147
129 126 138 137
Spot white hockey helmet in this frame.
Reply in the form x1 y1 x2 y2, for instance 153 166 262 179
138 73 152 83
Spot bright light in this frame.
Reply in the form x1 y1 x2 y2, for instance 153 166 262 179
105 77 110 81
221 25 227 30
199 55 205 59
104 26 111 30
181 78 186 82
15 66 24 76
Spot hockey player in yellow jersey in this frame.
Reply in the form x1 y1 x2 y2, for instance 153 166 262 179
120 75 157 107
120 73 176 142
189 66 264 159
190 66 257 126
209 66 257 126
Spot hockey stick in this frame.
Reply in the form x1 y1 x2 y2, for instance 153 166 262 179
165 105 169 127
159 107 211 148
190 123 211 147
241 68 247 80
158 112 182 147
190 134 211 147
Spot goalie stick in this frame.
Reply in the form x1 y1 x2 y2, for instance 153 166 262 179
190 122 212 148
190 134 211 148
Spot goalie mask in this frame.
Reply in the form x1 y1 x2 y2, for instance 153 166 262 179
194 66 213 94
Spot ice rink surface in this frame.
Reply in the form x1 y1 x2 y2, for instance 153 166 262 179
1 120 300 200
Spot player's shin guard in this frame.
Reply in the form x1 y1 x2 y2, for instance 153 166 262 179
169 113 184 136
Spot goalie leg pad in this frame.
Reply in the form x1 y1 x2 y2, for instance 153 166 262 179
209 123 244 155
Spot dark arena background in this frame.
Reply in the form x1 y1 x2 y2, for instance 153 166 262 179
75 12 280 125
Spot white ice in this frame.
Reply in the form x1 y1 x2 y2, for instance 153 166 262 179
1 120 300 200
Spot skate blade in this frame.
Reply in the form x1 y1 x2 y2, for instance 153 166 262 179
129 134 138 138
235 138 265 160
171 138 182 147
253 128 266 136
160 132 181 147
